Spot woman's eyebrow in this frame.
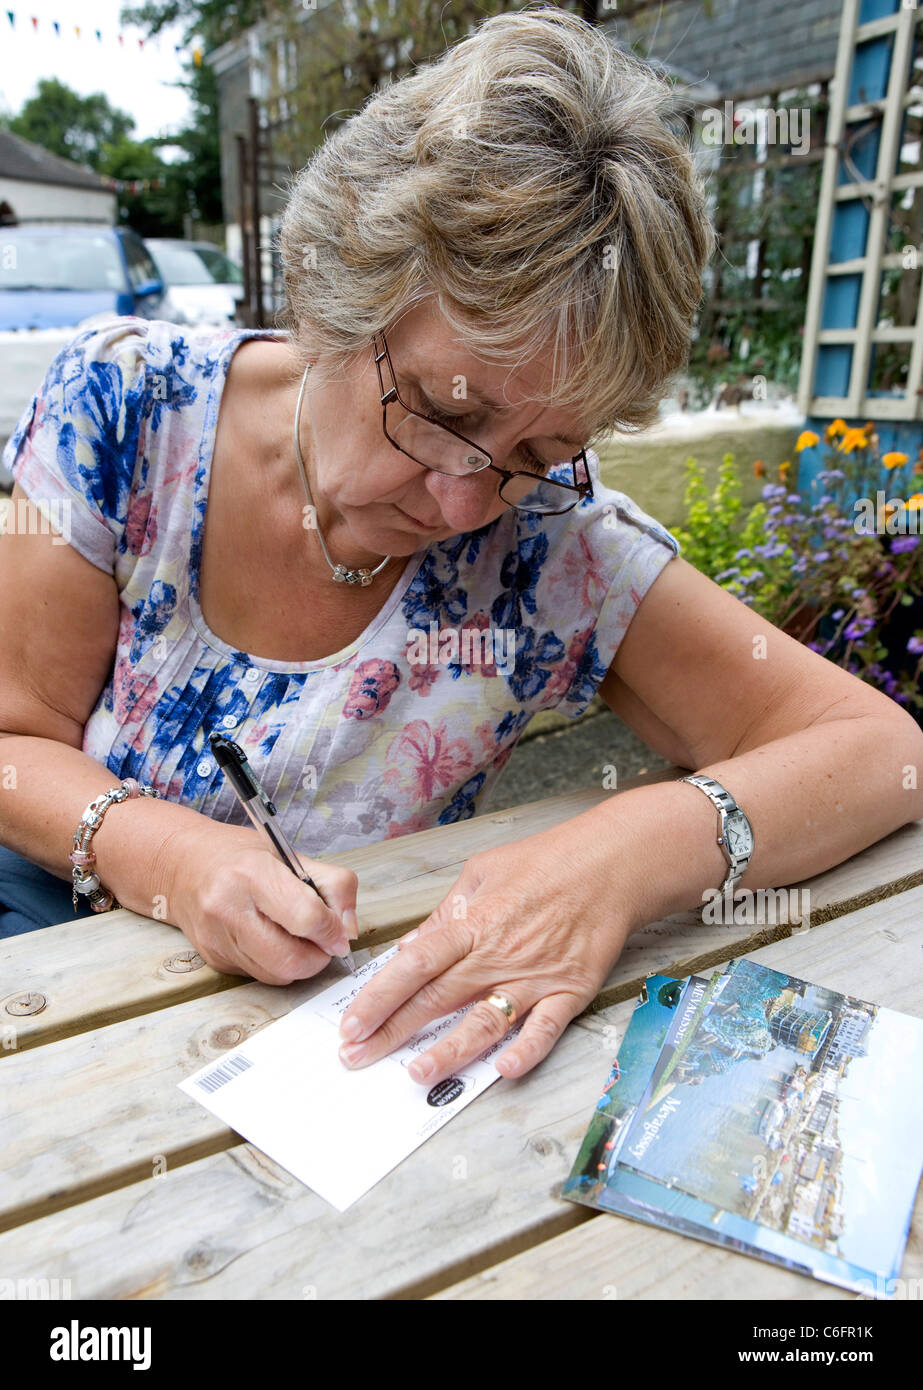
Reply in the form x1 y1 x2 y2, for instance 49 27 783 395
455 382 583 446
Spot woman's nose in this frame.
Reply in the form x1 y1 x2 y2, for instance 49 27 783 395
422 467 502 529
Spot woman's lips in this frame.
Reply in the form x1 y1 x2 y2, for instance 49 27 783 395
393 504 440 530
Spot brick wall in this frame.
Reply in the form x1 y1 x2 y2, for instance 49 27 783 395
607 0 843 95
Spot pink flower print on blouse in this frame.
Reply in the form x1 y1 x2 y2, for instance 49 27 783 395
548 531 609 610
543 624 594 702
384 717 477 809
124 490 158 556
406 655 441 696
343 659 401 720
385 810 438 839
456 611 498 676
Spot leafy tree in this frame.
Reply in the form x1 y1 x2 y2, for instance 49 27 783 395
3 77 134 169
97 136 187 236
121 0 263 231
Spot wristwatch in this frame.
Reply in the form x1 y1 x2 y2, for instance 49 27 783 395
678 774 754 893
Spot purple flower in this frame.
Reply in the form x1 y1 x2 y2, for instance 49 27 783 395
844 616 875 640
814 550 830 563
831 609 845 621
908 635 923 656
890 535 920 554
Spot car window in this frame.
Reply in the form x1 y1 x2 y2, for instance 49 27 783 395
145 242 213 286
146 241 242 286
0 233 124 292
121 233 161 289
195 246 244 284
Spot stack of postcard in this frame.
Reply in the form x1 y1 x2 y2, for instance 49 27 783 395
563 958 923 1298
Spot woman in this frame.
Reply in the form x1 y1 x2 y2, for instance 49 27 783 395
0 9 919 1090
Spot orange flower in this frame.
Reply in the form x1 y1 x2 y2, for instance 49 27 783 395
906 493 923 510
753 459 765 477
778 460 791 477
883 451 908 469
839 428 869 454
825 418 847 440
795 430 819 452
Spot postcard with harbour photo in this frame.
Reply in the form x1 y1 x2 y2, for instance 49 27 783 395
564 958 923 1297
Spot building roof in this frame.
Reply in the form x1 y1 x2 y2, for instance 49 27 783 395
0 130 111 192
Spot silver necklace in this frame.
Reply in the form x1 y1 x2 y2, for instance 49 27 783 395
292 362 392 587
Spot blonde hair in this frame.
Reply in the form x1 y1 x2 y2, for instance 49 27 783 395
279 3 715 439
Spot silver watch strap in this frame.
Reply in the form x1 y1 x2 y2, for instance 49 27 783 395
678 773 751 892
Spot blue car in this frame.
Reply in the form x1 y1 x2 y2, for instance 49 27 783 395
0 224 165 330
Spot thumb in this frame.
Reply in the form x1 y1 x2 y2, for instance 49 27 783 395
295 855 360 942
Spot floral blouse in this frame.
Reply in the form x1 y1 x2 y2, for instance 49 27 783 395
2 316 682 855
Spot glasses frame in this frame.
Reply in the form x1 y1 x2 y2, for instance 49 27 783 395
371 331 594 515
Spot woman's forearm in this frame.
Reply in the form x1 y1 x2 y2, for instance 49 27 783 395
0 734 225 919
581 711 923 935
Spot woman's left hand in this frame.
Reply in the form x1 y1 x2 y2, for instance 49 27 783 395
337 818 633 1084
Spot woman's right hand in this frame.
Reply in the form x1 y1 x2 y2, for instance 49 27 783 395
160 818 359 984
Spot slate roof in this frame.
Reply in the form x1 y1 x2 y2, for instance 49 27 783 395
0 130 110 192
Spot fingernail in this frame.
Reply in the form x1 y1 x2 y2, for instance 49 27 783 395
332 935 350 957
408 1055 435 1082
402 927 419 945
341 908 359 941
340 1016 363 1041
339 1041 367 1065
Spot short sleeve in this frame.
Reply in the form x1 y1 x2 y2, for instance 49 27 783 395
0 318 149 575
547 456 682 720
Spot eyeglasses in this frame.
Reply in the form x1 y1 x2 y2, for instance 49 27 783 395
372 332 594 515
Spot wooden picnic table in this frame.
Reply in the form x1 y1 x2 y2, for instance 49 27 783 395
1 764 921 1301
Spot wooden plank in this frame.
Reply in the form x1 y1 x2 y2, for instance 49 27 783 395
0 768 680 1052
0 971 328 1234
0 887 918 1299
4 767 920 1052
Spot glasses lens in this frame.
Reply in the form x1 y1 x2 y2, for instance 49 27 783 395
391 413 490 475
499 472 580 514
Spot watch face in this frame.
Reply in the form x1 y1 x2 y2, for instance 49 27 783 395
725 811 753 856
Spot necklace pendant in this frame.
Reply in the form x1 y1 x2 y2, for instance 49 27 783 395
335 565 374 586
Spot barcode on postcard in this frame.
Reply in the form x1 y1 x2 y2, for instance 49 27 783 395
196 1053 253 1093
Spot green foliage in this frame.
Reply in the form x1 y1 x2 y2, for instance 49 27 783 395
673 444 923 716
3 77 134 168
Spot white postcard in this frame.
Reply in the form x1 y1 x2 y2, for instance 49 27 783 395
178 947 520 1211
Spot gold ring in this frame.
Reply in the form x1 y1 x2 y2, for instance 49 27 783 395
483 991 518 1026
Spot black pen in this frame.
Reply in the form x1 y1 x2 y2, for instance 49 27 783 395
208 730 356 973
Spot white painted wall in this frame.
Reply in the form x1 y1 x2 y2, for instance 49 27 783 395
0 178 116 224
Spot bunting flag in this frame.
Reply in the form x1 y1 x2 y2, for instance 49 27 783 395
4 10 202 60
99 175 167 194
